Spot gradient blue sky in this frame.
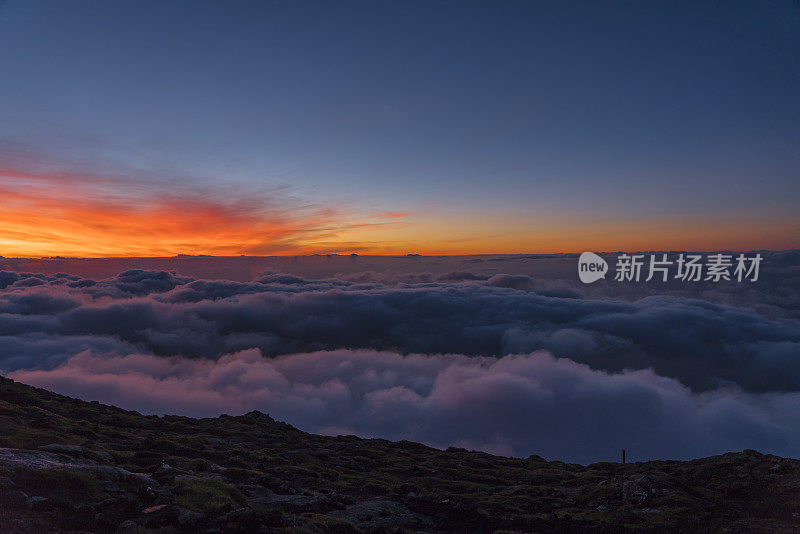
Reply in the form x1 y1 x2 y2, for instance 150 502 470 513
1 1 799 254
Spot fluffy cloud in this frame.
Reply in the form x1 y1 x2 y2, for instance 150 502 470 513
9 349 800 464
1 269 799 392
1 263 799 462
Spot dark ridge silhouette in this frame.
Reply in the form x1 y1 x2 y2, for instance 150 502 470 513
1 376 799 533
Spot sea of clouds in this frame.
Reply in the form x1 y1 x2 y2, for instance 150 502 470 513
1 253 799 463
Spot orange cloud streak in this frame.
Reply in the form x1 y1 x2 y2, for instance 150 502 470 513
0 169 409 257
1 165 797 258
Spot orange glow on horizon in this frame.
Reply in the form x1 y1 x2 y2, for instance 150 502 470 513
0 171 406 257
1 172 798 258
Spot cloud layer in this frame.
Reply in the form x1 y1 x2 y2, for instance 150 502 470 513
2 268 799 392
1 263 799 463
10 349 800 464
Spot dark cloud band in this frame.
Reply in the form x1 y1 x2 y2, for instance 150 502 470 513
1 265 799 462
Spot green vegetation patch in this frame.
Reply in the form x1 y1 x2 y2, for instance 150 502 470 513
172 477 244 515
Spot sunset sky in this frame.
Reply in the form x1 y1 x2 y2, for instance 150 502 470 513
1 1 799 256
3 1 800 467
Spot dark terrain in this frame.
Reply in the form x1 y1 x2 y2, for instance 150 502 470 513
1 376 798 533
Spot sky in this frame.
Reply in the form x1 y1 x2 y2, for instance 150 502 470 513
1 0 799 256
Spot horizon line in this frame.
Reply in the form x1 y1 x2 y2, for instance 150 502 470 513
1 249 796 261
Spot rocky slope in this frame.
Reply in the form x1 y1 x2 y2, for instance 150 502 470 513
1 376 798 533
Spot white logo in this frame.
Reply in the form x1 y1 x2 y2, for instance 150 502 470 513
578 252 608 284
577 252 762 283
